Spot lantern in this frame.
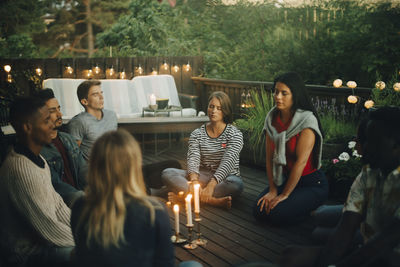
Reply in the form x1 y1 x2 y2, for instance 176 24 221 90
375 81 385 90
364 100 374 109
347 95 358 104
333 79 342 88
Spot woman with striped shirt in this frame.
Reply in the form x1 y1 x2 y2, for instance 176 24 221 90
162 91 243 209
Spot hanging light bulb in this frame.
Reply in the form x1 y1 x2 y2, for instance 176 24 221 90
151 68 158 75
240 91 246 108
35 67 42 76
87 69 93 78
375 81 385 90
93 65 101 75
346 81 357 89
120 70 126 79
173 64 179 73
66 66 74 74
333 79 342 88
364 100 374 109
137 65 143 75
163 61 169 71
347 95 358 104
184 62 190 72
7 74 12 83
4 65 11 73
109 66 114 76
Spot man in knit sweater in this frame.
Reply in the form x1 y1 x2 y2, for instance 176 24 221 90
0 97 74 266
36 89 87 207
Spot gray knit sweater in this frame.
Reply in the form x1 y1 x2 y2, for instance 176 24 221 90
0 149 74 260
264 107 323 186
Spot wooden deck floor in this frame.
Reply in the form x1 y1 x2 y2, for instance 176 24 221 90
142 141 316 267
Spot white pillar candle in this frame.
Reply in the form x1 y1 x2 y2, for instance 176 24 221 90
149 93 156 105
194 183 200 213
185 194 193 226
173 204 179 234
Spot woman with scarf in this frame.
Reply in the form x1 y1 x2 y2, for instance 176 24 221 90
253 72 329 225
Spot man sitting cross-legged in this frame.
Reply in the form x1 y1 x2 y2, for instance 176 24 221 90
36 88 87 207
67 80 117 161
0 97 74 266
280 106 400 267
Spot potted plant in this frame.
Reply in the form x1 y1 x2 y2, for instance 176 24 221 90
321 140 364 202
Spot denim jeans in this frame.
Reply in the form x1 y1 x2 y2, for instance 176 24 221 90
161 168 243 198
253 169 329 226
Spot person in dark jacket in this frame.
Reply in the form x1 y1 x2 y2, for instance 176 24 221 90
36 89 87 206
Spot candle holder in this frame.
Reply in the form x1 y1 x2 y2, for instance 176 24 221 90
193 213 207 246
171 231 187 244
183 224 198 249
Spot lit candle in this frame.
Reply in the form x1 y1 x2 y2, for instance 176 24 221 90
194 183 200 213
185 194 193 226
173 204 180 234
149 93 156 105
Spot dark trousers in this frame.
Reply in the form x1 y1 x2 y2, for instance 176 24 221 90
253 169 329 226
142 160 182 194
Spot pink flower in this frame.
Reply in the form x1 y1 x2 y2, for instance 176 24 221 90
332 158 339 164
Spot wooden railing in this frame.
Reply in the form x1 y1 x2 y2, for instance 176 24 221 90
192 76 372 116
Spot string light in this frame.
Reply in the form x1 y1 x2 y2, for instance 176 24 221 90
4 65 11 73
151 68 158 75
375 81 385 90
163 61 169 71
137 65 143 75
346 81 357 89
120 70 126 79
35 68 42 76
184 62 190 72
333 79 342 88
364 100 374 109
173 64 179 73
347 95 358 104
393 82 400 92
66 66 73 74
94 65 101 75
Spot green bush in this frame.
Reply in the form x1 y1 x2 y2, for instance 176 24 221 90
320 113 358 143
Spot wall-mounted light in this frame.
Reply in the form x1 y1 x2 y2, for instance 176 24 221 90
173 64 179 73
4 65 11 73
35 67 42 76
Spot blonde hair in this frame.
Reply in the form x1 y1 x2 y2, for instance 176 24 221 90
78 129 156 248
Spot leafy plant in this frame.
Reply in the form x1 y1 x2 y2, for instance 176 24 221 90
320 113 358 143
234 88 274 161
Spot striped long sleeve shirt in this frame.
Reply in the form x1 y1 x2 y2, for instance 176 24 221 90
187 124 243 183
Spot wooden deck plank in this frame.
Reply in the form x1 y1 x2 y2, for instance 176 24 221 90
142 142 314 266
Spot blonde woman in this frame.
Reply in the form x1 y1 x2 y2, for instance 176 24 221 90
70 129 174 266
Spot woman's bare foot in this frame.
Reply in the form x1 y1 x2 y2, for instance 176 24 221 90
167 191 186 204
205 196 232 210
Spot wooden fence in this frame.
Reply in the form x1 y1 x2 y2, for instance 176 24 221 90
0 56 203 97
192 76 372 117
